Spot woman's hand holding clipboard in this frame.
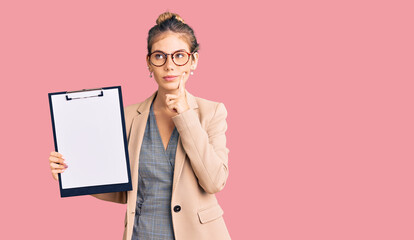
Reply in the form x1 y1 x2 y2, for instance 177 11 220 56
49 151 67 181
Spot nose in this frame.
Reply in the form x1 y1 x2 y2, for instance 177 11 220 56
164 54 175 70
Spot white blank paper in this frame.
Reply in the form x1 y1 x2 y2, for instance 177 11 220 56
51 88 129 189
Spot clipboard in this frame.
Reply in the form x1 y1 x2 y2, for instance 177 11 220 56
48 86 132 197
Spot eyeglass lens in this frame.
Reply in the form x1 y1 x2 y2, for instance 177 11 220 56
150 51 189 66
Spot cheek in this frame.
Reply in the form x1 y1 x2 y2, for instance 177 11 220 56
153 69 162 77
183 66 192 73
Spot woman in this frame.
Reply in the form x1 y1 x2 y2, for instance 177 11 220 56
48 12 231 240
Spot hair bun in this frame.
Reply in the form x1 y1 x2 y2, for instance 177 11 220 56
156 11 185 25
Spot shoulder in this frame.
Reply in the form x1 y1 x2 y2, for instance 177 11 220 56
125 102 141 114
123 102 140 121
194 95 228 120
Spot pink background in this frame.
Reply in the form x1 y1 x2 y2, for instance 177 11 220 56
1 0 413 239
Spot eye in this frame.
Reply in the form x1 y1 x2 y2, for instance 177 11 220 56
175 52 185 58
154 53 164 59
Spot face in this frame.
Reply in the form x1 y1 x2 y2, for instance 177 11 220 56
147 32 199 92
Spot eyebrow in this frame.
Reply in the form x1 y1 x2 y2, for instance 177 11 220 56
152 49 187 53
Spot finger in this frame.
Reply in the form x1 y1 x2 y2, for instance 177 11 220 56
50 162 67 170
166 101 178 113
165 94 177 103
49 162 68 169
49 156 64 164
52 169 66 174
49 156 65 164
52 173 59 181
50 151 63 158
179 72 186 93
177 73 182 90
166 98 176 109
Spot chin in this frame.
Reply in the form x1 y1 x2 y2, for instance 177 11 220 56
158 82 177 90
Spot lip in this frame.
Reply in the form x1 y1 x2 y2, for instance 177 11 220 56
163 75 178 81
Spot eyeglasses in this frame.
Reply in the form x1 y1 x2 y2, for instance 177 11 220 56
147 50 193 67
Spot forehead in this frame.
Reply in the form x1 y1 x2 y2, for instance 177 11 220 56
151 33 190 53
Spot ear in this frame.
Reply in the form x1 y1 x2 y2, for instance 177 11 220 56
146 56 152 71
191 52 199 70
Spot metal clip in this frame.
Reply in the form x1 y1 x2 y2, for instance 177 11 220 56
65 88 104 101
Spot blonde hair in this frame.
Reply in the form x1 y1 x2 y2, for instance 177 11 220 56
147 11 200 55
156 12 185 25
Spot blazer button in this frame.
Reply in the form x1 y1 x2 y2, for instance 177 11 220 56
173 205 181 212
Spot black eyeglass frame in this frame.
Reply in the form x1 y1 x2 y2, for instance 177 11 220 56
147 50 194 67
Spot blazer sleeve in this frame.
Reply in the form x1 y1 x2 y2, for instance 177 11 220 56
90 192 127 204
172 102 230 194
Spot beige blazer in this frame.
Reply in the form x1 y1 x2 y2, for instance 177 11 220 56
92 89 231 240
